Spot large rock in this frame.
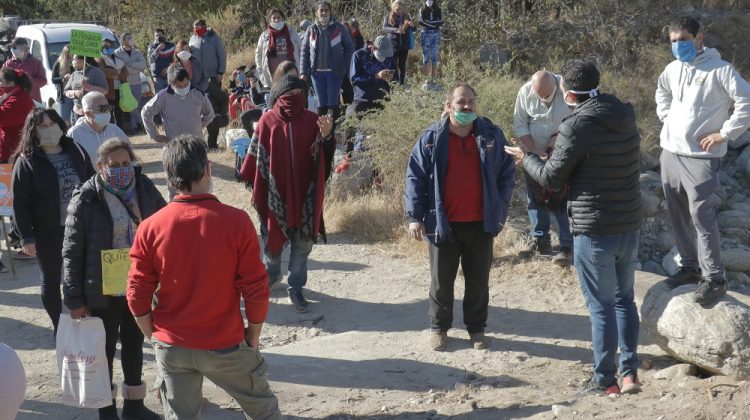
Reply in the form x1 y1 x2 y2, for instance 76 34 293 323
722 247 750 272
661 247 681 276
718 210 750 230
640 190 661 217
640 278 750 379
723 228 750 245
728 130 750 150
640 151 660 171
738 145 750 178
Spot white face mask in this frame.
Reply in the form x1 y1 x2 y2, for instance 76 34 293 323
12 48 27 60
37 125 63 147
93 112 111 126
173 83 191 97
270 21 285 31
176 50 191 61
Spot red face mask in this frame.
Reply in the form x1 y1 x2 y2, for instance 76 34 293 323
274 92 306 121
194 27 208 37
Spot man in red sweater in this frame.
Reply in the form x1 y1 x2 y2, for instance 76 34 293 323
2 38 47 103
126 134 281 419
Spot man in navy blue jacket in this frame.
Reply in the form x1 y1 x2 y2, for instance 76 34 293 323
405 82 515 351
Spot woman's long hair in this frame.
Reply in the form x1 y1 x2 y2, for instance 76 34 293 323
13 108 67 160
56 44 72 76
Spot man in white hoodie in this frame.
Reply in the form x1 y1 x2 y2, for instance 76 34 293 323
67 92 129 162
655 16 750 306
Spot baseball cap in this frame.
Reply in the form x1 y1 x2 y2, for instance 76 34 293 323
9 38 28 48
373 36 394 58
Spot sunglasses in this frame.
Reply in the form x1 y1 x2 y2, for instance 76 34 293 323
93 105 113 113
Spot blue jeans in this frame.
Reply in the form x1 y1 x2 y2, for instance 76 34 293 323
574 229 640 387
421 30 440 65
311 71 343 108
261 226 314 292
524 172 572 248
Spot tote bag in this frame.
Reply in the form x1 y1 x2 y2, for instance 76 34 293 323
56 314 111 408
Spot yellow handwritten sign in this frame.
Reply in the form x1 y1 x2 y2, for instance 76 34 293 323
101 248 131 296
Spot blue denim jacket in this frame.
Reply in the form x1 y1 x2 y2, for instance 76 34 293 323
404 117 516 245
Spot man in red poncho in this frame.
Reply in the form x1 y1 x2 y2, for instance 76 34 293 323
240 74 333 313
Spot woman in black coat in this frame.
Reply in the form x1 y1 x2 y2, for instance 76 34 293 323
62 138 164 420
11 108 95 335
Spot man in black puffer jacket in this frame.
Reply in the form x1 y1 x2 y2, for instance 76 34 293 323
506 59 642 398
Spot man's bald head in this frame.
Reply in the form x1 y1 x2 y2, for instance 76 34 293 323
531 70 557 102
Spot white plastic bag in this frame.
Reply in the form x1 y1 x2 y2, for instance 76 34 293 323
56 314 111 408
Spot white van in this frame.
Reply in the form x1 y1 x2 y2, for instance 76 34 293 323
13 23 118 112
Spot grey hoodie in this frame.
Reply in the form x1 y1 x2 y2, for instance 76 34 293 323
189 28 227 78
141 86 215 141
656 47 750 158
67 118 129 163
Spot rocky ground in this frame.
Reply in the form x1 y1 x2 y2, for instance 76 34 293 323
3 134 750 419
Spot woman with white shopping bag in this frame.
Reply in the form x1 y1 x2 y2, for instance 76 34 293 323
62 139 165 420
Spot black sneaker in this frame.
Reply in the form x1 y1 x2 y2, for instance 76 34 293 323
518 238 552 258
577 377 621 397
289 290 310 313
664 267 701 289
551 247 573 267
693 280 727 306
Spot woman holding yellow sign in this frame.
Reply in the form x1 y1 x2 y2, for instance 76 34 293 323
62 139 164 420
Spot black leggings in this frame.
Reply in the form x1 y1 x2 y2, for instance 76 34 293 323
91 297 145 387
34 227 65 335
394 49 409 85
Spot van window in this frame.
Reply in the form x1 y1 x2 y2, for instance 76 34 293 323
31 40 43 62
46 42 69 68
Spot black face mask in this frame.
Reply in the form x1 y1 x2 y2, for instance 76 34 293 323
157 36 165 43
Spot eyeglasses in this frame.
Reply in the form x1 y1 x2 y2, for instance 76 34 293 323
93 105 113 113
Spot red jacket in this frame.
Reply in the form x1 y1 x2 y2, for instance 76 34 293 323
0 88 34 161
126 194 270 350
3 57 47 103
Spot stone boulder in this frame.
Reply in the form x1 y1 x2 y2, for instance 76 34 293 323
722 247 750 272
738 145 750 178
640 275 750 379
728 130 750 150
641 190 661 217
640 151 660 171
718 210 750 230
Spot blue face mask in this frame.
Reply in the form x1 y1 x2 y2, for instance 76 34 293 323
102 47 115 56
237 73 247 84
672 40 696 63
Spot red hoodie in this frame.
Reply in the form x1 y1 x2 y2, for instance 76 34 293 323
0 88 34 161
127 194 270 350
